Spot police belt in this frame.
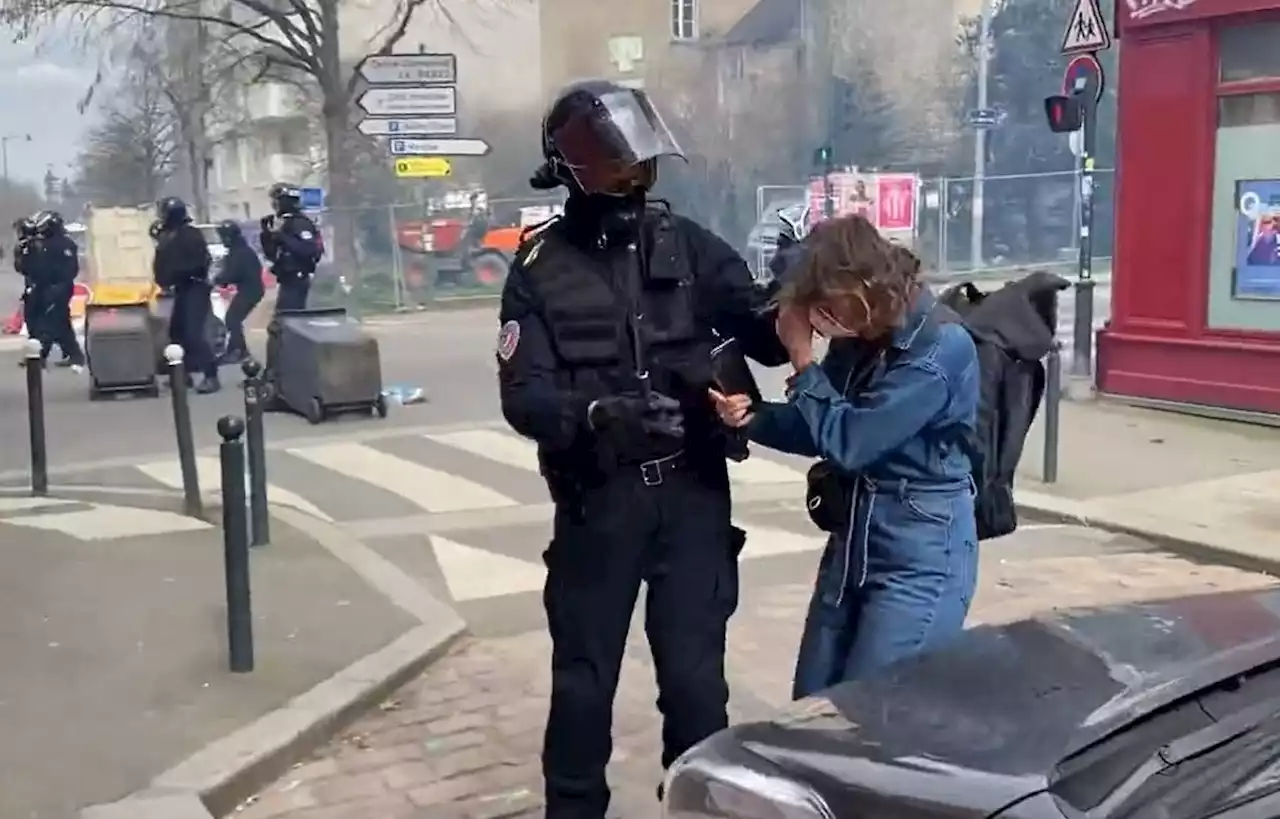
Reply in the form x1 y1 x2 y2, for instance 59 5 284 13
622 449 687 487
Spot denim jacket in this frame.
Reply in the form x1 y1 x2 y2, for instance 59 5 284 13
747 290 980 605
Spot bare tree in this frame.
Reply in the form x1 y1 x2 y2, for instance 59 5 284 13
1 0 503 277
74 65 178 206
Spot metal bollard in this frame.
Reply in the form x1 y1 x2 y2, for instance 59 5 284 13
218 415 254 673
242 358 270 546
166 344 202 518
24 338 47 497
1042 343 1062 485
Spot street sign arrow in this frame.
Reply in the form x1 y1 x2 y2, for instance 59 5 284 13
358 87 456 117
394 157 452 178
388 137 491 157
355 53 456 85
357 117 458 137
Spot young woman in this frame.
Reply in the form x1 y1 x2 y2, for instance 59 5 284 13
711 215 981 699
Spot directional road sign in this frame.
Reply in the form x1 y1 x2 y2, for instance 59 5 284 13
358 87 456 117
1061 0 1111 54
357 117 458 137
299 187 324 210
355 53 457 85
393 157 452 178
388 137 491 157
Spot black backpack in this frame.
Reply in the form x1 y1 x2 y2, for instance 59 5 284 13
938 274 1067 540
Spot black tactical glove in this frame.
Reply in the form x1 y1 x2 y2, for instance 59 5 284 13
588 391 686 443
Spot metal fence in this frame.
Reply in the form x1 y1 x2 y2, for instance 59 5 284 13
303 194 565 314
749 169 1115 280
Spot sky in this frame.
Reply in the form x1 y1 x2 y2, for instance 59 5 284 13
0 26 98 188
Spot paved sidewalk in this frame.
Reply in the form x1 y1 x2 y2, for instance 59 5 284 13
239 523 1274 819
1012 400 1280 571
0 488 424 819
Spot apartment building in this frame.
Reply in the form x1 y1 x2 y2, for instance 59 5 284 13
207 0 540 219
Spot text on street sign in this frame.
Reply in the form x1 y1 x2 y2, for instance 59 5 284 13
358 87 457 117
355 53 457 85
357 117 458 137
388 137 491 157
1061 0 1111 54
394 157 453 178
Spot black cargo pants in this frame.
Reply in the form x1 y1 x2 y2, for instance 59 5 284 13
274 274 311 312
39 284 84 364
171 283 217 379
542 459 744 819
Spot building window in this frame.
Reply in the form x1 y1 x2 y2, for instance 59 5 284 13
671 0 697 41
1218 22 1280 83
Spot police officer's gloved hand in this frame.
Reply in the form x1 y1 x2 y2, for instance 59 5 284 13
588 392 685 442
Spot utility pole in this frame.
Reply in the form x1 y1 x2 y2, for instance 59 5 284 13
1 133 32 187
970 0 992 271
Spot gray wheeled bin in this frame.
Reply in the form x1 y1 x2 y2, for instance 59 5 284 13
267 307 386 424
85 302 160 400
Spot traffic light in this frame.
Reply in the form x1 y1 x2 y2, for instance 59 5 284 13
813 143 833 168
1044 95 1084 133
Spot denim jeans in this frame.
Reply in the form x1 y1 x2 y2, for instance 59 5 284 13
792 483 979 699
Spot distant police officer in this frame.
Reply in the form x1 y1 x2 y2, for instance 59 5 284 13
30 210 85 369
260 183 322 312
14 215 42 365
213 220 264 364
497 79 789 819
153 197 220 393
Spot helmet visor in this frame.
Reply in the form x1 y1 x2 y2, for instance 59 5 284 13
551 89 683 194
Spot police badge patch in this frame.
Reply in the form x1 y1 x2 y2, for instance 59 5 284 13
497 320 520 361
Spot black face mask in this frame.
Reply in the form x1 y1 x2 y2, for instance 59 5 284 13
564 189 646 247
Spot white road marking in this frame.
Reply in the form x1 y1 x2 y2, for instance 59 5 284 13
738 524 826 559
136 457 334 521
287 442 519 514
430 535 546 602
2 503 211 539
728 457 807 485
0 497 77 513
425 429 541 472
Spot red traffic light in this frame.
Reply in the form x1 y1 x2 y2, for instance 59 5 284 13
1044 95 1084 133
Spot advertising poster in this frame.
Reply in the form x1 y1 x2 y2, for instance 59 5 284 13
875 174 917 233
1234 178 1280 300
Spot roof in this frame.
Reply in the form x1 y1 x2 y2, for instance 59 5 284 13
720 0 801 47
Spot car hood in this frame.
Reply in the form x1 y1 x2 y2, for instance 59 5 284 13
709 588 1280 815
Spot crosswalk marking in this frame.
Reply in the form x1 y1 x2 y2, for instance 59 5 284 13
287 442 520 514
728 457 806 485
2 503 211 539
425 429 540 472
136 458 334 522
738 524 825 559
0 497 77 513
430 535 546 602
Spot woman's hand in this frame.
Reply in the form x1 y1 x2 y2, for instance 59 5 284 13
708 388 754 428
776 305 815 371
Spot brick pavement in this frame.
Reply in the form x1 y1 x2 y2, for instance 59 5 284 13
235 548 1277 819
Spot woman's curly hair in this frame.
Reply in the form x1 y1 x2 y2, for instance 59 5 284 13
778 214 922 338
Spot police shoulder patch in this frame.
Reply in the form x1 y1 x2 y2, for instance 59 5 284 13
496 320 520 362
299 230 314 239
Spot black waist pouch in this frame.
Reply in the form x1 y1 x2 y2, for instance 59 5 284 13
805 460 852 534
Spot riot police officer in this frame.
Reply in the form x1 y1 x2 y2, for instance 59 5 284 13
14 215 43 367
153 197 220 393
213 219 264 364
496 79 789 819
260 183 322 311
30 210 85 369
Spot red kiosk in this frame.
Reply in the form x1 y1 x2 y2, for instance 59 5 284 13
1099 0 1280 414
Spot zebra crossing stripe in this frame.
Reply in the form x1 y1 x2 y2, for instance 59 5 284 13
737 524 825 559
286 442 520 514
135 457 334 521
1 502 211 539
429 535 546 603
727 457 806 485
424 429 541 472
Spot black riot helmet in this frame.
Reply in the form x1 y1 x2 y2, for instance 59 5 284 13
215 219 242 245
13 216 35 238
156 197 190 228
32 210 65 237
269 182 302 215
532 80 684 196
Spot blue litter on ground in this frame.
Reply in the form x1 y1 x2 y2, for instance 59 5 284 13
383 385 426 405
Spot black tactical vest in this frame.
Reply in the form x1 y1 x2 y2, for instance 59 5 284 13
524 213 710 402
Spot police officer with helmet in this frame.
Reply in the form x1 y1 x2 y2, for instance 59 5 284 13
496 79 789 819
153 196 220 393
30 210 86 369
260 182 322 311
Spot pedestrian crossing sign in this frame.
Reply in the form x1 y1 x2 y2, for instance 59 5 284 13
1061 0 1111 55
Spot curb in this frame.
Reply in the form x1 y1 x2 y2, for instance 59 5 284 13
1015 490 1280 578
79 505 467 819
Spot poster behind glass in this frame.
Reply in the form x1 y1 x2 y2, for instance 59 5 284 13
1234 178 1280 300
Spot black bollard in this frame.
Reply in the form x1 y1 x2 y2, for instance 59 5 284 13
24 338 47 497
242 358 270 546
218 415 254 673
1043 343 1062 485
166 344 202 518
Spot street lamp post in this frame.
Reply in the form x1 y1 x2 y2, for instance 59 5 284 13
1 134 32 186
